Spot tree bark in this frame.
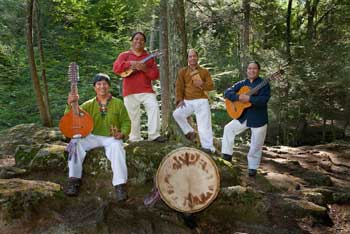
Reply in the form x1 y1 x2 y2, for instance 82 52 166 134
286 0 293 62
159 0 170 131
167 0 187 138
240 0 250 78
26 0 50 126
305 0 320 41
34 0 52 126
149 10 157 51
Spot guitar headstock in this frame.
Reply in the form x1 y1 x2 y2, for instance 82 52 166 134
150 50 164 58
270 69 284 81
68 62 79 84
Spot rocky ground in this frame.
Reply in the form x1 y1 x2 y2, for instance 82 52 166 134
0 124 349 234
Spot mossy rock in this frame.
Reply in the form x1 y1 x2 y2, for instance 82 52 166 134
0 178 61 222
203 185 267 225
125 140 187 184
15 144 67 171
15 144 43 168
214 158 241 187
0 124 64 158
281 198 328 219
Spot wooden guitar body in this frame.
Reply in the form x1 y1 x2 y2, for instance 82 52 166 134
225 86 252 119
119 69 133 78
59 62 94 139
59 107 93 139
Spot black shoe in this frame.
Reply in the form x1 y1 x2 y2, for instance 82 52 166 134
64 177 81 196
248 169 257 177
201 148 213 154
185 131 196 141
153 136 167 143
222 154 232 161
115 184 128 202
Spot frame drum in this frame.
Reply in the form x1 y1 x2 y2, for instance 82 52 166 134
156 147 220 213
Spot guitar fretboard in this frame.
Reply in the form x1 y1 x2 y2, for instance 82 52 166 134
247 78 270 96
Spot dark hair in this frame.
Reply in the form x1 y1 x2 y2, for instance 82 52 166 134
130 31 146 42
93 73 111 86
247 61 261 70
187 48 198 57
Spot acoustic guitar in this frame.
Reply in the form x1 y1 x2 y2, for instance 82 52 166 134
59 62 93 138
225 69 284 119
117 51 163 78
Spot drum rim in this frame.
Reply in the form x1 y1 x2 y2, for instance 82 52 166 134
156 147 220 213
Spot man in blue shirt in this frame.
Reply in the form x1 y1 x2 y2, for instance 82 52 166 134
222 61 270 177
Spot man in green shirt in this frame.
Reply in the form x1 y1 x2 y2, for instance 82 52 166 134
64 73 131 202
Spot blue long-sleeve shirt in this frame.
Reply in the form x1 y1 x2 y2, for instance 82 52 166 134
224 77 270 127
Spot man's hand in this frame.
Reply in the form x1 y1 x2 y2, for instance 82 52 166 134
113 132 124 140
176 100 186 109
239 94 250 103
192 78 203 88
67 93 79 105
130 61 146 71
110 126 124 140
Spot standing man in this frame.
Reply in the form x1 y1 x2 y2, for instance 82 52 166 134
222 61 270 177
173 49 215 153
113 32 166 143
64 73 131 202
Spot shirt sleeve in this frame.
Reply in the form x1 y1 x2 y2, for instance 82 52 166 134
113 53 131 75
250 82 270 107
175 69 185 104
143 58 159 81
202 70 214 91
224 81 243 101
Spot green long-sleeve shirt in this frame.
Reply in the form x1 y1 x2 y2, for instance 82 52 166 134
65 97 131 137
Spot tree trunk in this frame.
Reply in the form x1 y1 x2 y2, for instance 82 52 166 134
306 0 320 41
167 0 187 138
34 0 52 126
240 0 250 78
26 0 50 126
149 10 157 51
159 0 170 132
286 0 293 62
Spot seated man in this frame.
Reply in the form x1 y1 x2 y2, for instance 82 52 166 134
64 73 131 201
173 49 216 153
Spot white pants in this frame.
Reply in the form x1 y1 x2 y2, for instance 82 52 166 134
68 134 127 186
221 120 267 169
173 99 215 151
124 93 161 142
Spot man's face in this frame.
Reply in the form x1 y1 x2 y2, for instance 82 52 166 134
131 33 145 50
94 80 110 96
247 63 260 80
188 50 198 67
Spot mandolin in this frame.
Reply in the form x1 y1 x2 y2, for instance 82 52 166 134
59 62 93 138
225 69 284 119
117 51 163 78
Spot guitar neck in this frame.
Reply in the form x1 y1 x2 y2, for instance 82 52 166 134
70 83 80 113
247 78 270 96
140 54 155 63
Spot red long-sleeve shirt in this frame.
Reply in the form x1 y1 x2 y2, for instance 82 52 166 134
113 50 159 97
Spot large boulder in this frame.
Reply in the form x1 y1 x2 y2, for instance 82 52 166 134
0 178 61 222
0 124 65 158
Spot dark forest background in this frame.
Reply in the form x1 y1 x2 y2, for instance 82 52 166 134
1 0 349 146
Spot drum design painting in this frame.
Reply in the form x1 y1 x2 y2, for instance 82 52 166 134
156 147 220 213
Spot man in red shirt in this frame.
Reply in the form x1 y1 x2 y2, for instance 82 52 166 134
113 32 166 143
